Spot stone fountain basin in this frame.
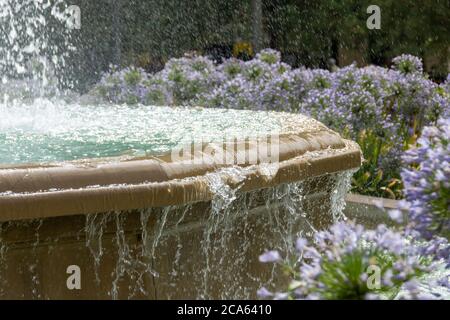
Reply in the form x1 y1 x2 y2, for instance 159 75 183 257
0 109 361 299
0 114 360 221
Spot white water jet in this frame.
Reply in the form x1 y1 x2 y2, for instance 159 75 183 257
0 0 77 99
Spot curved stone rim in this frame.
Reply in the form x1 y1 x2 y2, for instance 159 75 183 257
0 112 362 221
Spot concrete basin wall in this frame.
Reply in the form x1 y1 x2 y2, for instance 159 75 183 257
0 174 346 299
0 113 362 299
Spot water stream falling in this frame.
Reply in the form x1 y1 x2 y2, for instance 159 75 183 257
0 164 356 299
80 168 354 299
0 0 77 100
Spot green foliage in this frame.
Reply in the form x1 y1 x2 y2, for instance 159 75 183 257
317 250 394 299
124 69 142 86
66 0 449 90
351 130 402 199
430 181 450 239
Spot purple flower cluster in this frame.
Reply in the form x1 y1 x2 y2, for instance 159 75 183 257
93 51 447 137
156 54 216 105
258 221 448 300
392 54 424 75
202 49 293 110
400 118 450 240
95 66 172 105
95 66 146 104
92 50 449 197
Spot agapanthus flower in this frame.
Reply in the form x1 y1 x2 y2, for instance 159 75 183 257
155 54 216 105
259 250 281 263
392 54 424 75
259 221 448 300
255 48 282 65
94 66 151 105
401 118 450 240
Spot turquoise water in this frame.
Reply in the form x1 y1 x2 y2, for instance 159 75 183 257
0 99 283 165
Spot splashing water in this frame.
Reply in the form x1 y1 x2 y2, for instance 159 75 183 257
0 0 77 99
0 167 355 299
0 101 286 165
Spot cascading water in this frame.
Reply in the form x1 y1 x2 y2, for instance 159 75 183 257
0 165 356 299
78 169 354 299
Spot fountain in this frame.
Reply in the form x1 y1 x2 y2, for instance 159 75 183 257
0 1 362 299
0 101 361 299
